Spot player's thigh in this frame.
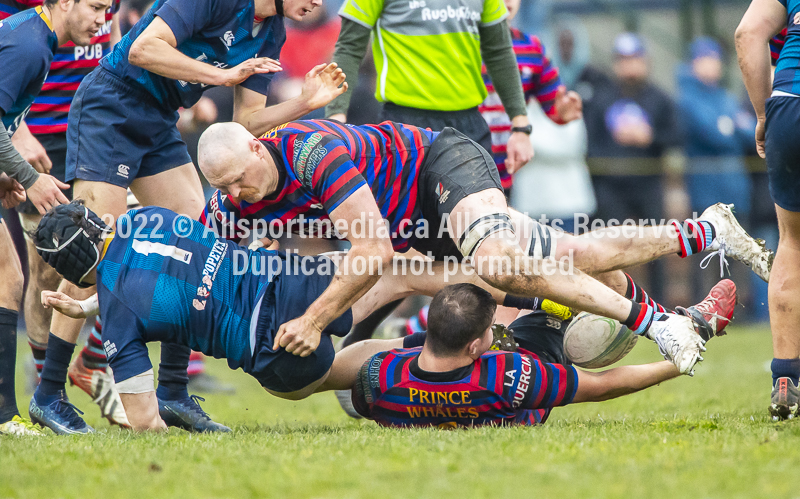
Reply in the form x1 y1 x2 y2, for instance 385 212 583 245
130 162 205 217
776 205 800 248
765 96 800 214
0 219 23 309
73 179 129 226
265 368 331 401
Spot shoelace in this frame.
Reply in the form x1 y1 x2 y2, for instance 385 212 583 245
54 398 87 427
700 243 730 278
187 394 212 420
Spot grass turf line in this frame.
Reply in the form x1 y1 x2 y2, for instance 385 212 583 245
2 326 798 499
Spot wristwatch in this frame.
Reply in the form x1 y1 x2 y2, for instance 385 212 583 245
511 124 533 135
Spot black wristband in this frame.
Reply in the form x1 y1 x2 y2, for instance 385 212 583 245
511 125 533 135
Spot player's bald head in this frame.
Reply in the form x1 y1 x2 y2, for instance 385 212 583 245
197 122 258 182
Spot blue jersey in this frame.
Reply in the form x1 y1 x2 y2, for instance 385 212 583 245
774 0 800 94
97 206 280 382
0 6 57 136
101 0 285 111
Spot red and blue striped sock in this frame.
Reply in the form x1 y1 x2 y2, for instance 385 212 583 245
81 318 107 371
28 338 47 380
187 351 205 378
671 220 716 258
624 301 667 336
623 273 669 314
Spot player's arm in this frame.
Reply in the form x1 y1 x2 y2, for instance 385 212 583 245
41 291 98 319
735 0 787 158
110 12 122 46
232 63 348 137
325 18 372 122
571 361 680 403
128 17 281 87
274 185 394 356
527 37 582 124
11 121 51 173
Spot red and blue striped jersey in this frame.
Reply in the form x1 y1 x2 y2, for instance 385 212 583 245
479 29 563 190
0 0 119 135
771 28 787 66
200 120 438 252
352 347 578 428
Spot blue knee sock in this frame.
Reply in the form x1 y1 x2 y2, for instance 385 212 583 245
156 343 190 401
0 308 20 423
35 333 76 402
771 358 800 386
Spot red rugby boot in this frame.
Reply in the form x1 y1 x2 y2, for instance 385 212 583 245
676 279 737 342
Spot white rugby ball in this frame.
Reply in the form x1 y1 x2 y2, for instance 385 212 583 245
563 312 638 369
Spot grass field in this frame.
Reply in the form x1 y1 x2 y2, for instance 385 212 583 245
2 325 799 499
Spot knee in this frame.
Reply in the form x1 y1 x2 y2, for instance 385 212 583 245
0 261 24 307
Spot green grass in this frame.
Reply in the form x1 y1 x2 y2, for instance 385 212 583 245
3 326 799 499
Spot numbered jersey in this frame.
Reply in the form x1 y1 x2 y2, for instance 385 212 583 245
98 206 278 374
0 6 56 136
352 347 578 428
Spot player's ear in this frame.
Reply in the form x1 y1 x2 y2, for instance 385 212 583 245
467 337 482 359
250 138 262 156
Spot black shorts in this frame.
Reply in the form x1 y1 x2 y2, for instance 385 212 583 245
381 102 492 155
16 133 73 215
412 127 503 260
765 96 800 212
508 310 570 365
249 254 354 393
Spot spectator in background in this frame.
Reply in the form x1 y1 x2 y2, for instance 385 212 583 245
478 0 583 196
583 32 682 299
510 22 596 233
678 37 753 219
677 37 756 318
270 5 340 119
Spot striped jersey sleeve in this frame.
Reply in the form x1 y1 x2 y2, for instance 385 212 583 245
771 28 787 66
502 353 578 410
521 34 563 123
200 189 245 241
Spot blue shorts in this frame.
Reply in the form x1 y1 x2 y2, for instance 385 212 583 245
249 254 354 393
66 68 191 189
765 96 800 212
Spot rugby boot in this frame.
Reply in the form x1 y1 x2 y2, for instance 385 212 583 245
158 394 231 433
335 389 363 419
675 279 736 342
770 377 800 421
0 415 44 436
29 390 94 435
645 314 706 376
68 356 130 427
697 203 774 282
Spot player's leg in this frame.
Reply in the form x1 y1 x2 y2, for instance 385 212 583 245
0 218 41 435
768 206 800 419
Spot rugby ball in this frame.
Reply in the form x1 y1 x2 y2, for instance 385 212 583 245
563 312 638 369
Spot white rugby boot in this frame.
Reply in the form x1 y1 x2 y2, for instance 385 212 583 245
335 389 362 419
697 203 774 282
645 314 706 376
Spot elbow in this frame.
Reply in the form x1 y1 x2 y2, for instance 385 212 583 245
128 38 151 68
734 23 760 49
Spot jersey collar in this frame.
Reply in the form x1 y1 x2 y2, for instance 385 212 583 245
100 233 114 260
35 6 59 52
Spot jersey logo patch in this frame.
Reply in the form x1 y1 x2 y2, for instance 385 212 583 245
292 133 325 188
221 31 234 48
104 340 117 358
435 183 450 204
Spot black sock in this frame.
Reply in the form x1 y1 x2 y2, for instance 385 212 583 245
342 299 403 348
36 333 76 401
502 295 539 310
156 343 190 401
403 332 427 349
0 308 20 423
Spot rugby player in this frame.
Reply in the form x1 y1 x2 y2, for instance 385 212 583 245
736 0 800 419
348 282 734 428
31 202 719 431
34 0 348 434
0 0 112 435
196 120 771 370
1 0 127 429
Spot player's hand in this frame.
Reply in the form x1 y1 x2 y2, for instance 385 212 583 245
11 124 52 173
26 174 70 215
273 315 323 357
222 57 282 87
0 173 26 209
554 87 583 123
755 118 766 159
248 237 279 251
41 290 86 319
301 63 348 111
505 130 534 174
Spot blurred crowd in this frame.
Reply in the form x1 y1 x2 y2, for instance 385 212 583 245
2 0 774 327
